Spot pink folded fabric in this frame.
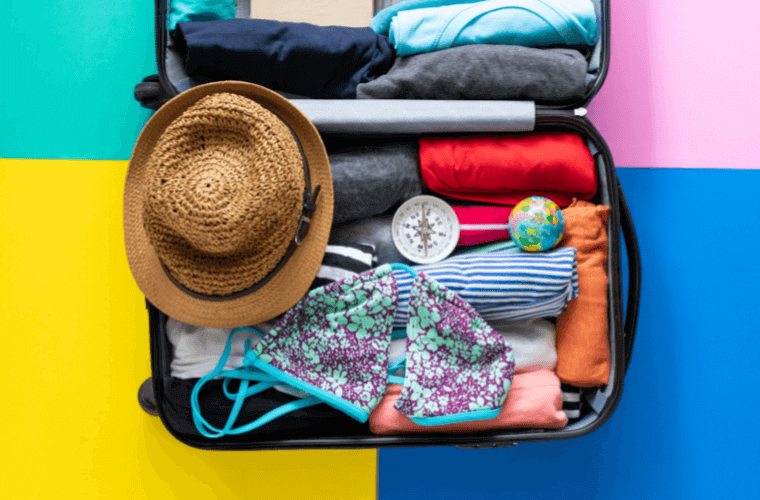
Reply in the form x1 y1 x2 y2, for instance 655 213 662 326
369 369 567 434
453 205 513 246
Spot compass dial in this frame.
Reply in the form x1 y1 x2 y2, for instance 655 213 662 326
392 196 459 265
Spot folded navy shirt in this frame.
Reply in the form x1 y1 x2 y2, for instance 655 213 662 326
174 19 396 98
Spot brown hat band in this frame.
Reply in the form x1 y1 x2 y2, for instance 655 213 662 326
159 118 322 302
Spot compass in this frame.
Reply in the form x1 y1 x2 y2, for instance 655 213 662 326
392 195 459 265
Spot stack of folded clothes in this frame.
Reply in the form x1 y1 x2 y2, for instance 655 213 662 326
418 132 597 246
171 0 599 103
165 243 582 436
157 120 609 435
359 0 598 102
153 0 611 438
371 317 568 434
366 197 612 434
165 208 610 436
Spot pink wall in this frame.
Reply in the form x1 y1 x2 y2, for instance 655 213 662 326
587 1 760 169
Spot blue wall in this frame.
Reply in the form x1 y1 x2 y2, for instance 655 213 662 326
379 168 760 499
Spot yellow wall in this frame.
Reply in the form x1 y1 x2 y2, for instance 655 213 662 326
0 159 375 499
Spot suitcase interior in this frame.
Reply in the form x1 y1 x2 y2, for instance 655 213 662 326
158 0 609 110
145 0 638 450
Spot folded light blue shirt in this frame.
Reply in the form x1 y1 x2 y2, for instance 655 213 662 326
168 0 236 30
372 0 486 36
382 0 598 56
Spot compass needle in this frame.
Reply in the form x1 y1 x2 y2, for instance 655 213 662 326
392 196 460 264
421 205 428 256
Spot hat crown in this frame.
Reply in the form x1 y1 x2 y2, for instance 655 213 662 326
150 149 258 256
142 92 305 295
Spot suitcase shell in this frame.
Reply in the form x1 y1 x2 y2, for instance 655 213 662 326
135 0 642 450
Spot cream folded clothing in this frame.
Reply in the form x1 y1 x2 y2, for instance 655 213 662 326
167 319 312 398
489 318 557 373
170 317 556 379
166 242 377 380
388 318 557 374
167 318 269 379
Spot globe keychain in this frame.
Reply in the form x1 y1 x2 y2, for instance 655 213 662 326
508 196 565 252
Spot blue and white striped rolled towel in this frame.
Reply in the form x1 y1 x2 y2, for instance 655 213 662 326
392 243 579 327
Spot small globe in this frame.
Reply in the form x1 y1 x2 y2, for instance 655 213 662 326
509 197 565 252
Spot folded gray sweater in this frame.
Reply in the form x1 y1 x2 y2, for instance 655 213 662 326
329 142 422 224
356 44 588 102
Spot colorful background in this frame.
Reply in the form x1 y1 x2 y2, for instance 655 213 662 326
1 1 758 498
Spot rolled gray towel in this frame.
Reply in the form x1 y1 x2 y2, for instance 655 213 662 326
329 142 422 224
356 44 588 103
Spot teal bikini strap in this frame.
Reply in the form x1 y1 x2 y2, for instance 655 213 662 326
231 326 269 337
222 395 322 436
391 328 407 340
222 375 275 399
220 338 279 399
388 356 407 385
390 264 416 345
388 263 415 385
191 327 323 439
390 262 418 278
192 267 417 438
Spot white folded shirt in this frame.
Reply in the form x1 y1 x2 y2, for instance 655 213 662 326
387 318 557 375
167 318 267 380
488 318 557 373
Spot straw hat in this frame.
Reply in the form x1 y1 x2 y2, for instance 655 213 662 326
124 82 333 328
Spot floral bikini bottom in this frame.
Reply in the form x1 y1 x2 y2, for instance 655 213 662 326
191 263 516 438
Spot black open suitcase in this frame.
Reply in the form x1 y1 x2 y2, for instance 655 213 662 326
135 0 642 450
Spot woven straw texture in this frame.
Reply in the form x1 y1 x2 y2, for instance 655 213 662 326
143 92 304 296
124 82 333 328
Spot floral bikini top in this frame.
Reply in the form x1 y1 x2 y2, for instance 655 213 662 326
191 263 515 438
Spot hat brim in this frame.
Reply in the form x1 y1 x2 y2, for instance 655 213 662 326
124 82 333 328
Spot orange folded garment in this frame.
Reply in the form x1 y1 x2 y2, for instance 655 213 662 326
556 199 610 387
368 370 567 435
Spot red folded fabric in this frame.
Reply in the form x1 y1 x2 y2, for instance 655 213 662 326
419 133 597 206
369 370 567 435
453 205 513 245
